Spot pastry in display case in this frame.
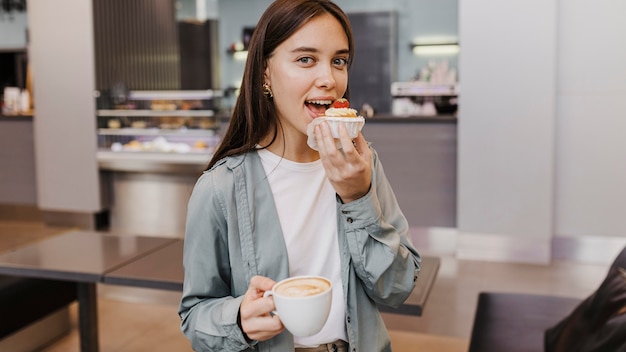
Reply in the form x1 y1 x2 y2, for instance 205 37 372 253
391 81 458 117
96 90 223 172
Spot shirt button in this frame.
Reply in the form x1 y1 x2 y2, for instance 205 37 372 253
347 316 351 323
347 217 353 223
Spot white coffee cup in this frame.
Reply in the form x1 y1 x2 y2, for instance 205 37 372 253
263 275 332 337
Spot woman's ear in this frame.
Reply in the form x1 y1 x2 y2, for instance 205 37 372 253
263 65 270 86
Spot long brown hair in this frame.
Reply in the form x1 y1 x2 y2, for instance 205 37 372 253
207 0 354 170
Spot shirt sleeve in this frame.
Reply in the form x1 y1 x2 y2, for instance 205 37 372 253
178 171 256 351
339 147 421 308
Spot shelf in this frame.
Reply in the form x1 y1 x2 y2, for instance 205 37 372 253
227 49 248 61
391 82 459 97
97 150 210 173
127 90 222 100
98 150 210 163
97 110 215 117
410 42 460 56
98 128 216 137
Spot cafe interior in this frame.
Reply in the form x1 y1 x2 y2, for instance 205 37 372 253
1 0 625 351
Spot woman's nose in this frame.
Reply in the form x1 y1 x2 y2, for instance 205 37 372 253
315 64 336 89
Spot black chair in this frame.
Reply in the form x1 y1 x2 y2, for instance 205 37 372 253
468 246 626 352
0 276 77 339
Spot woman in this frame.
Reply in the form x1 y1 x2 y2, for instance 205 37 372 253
179 0 421 351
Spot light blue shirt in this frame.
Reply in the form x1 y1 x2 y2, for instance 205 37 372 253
179 148 421 351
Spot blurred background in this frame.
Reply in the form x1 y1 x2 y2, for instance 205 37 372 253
1 0 625 351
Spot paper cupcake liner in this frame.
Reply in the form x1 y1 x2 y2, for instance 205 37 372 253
307 116 365 151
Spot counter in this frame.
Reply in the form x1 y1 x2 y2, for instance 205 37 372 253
0 112 456 235
0 114 34 121
365 114 457 124
101 115 456 237
363 118 457 228
0 115 37 205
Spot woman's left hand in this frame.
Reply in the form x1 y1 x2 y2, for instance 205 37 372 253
314 122 372 203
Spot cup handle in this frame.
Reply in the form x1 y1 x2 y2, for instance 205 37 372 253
262 290 279 317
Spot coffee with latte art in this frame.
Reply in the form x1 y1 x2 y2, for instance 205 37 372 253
274 277 330 297
263 275 333 336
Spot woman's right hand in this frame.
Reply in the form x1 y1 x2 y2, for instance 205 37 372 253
239 275 285 341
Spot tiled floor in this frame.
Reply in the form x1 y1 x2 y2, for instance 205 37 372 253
1 221 612 351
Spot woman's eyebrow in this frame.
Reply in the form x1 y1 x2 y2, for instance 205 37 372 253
290 47 350 55
290 46 319 54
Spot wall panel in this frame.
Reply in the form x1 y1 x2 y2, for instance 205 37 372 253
93 0 180 90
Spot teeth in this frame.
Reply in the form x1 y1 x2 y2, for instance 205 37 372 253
307 100 332 105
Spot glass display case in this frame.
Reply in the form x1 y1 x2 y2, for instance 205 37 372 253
391 81 459 117
96 90 222 173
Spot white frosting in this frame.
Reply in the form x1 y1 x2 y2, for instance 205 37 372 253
324 107 358 117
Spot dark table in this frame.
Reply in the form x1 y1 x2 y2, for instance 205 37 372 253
0 230 176 352
0 232 440 351
104 240 184 291
103 239 441 316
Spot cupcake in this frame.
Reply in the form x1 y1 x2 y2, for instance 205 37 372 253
307 98 365 150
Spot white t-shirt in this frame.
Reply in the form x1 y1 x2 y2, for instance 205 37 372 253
257 148 347 347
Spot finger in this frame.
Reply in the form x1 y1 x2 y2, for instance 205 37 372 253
242 294 276 316
316 122 340 155
240 276 284 341
248 275 275 295
313 125 324 151
353 132 370 155
244 315 285 342
241 276 276 319
336 124 356 155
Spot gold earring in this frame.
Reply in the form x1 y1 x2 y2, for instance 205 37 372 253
263 83 273 98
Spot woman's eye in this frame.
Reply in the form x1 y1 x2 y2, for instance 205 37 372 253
333 57 348 67
298 57 314 65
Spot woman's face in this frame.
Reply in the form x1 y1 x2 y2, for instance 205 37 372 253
264 13 350 144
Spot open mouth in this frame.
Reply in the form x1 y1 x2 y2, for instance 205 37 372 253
306 99 332 116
